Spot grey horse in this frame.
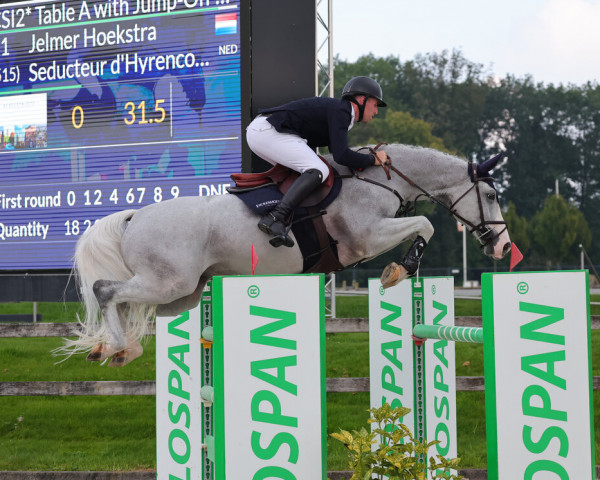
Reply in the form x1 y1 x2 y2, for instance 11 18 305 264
60 143 511 365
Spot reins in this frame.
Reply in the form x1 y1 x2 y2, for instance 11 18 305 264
354 143 508 247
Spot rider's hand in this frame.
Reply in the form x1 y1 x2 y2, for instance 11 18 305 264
373 150 388 165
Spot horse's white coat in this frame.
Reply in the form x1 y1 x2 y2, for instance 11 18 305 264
61 144 510 365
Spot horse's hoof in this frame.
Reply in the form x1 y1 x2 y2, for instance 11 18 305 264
108 350 128 367
87 343 122 363
87 343 107 362
87 351 102 362
381 262 409 289
108 342 143 367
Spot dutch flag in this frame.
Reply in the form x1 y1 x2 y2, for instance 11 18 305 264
215 13 237 35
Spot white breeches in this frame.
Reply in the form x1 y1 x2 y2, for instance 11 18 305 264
245 115 329 181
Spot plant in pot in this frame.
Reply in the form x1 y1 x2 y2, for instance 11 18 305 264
331 403 462 480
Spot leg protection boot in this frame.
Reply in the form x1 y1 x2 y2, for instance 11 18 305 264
399 235 428 276
258 168 323 247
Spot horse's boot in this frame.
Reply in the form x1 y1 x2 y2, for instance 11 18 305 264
258 168 323 247
399 235 428 276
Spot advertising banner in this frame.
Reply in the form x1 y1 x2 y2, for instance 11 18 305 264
156 305 203 480
369 276 456 478
212 274 326 480
368 278 415 432
483 271 594 480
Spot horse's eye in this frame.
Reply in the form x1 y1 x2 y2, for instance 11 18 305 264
487 192 496 201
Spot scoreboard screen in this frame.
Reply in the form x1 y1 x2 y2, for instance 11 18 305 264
0 0 241 269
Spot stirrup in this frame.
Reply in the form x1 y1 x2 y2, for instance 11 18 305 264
258 213 277 235
268 219 294 248
258 213 294 247
269 233 295 248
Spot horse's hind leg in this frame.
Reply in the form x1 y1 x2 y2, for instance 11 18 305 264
91 274 199 366
156 278 208 317
86 280 129 363
90 304 145 367
109 279 208 366
87 303 130 362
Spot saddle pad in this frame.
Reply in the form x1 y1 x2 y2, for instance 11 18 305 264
233 184 283 216
230 181 344 273
231 171 342 214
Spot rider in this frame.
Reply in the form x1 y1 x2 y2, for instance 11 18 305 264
246 76 388 247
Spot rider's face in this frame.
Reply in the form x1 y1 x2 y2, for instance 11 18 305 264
361 96 379 123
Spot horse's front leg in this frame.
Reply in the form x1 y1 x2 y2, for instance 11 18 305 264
362 216 434 289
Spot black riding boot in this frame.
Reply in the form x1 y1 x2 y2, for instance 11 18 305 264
258 168 323 247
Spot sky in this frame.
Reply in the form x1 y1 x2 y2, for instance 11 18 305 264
330 0 600 86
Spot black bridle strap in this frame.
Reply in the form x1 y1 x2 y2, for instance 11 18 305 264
352 171 405 206
449 179 508 236
355 143 507 245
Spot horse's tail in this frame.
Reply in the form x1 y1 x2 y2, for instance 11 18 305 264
56 209 155 359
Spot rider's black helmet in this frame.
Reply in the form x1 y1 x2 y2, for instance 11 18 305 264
342 76 387 107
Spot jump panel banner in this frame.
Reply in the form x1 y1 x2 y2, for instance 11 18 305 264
368 278 415 431
369 276 456 478
422 277 457 478
156 305 203 480
482 270 595 480
212 274 326 480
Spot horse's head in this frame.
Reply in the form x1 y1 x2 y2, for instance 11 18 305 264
450 154 511 259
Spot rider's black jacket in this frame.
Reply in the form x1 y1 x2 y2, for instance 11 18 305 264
259 97 375 169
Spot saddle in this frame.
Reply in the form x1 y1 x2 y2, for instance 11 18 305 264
227 157 344 274
229 155 336 208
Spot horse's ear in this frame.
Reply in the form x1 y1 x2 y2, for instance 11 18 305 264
468 161 476 182
477 153 503 177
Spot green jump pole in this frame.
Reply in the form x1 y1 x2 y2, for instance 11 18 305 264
413 324 484 344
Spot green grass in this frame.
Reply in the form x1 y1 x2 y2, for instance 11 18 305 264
1 295 599 472
0 302 81 323
0 338 156 381
0 396 156 470
326 392 371 470
334 295 369 318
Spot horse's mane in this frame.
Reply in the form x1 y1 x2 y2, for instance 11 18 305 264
379 143 466 163
328 143 468 178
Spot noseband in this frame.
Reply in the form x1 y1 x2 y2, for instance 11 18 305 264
356 144 507 248
447 179 507 247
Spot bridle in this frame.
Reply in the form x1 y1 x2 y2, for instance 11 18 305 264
354 144 508 248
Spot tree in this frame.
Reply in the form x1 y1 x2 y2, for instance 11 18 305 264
349 109 447 150
335 50 490 156
479 77 569 216
530 195 591 267
334 53 403 109
333 52 600 269
550 83 600 259
394 50 490 156
503 202 530 255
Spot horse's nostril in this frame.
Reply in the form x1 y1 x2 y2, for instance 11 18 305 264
503 242 512 255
